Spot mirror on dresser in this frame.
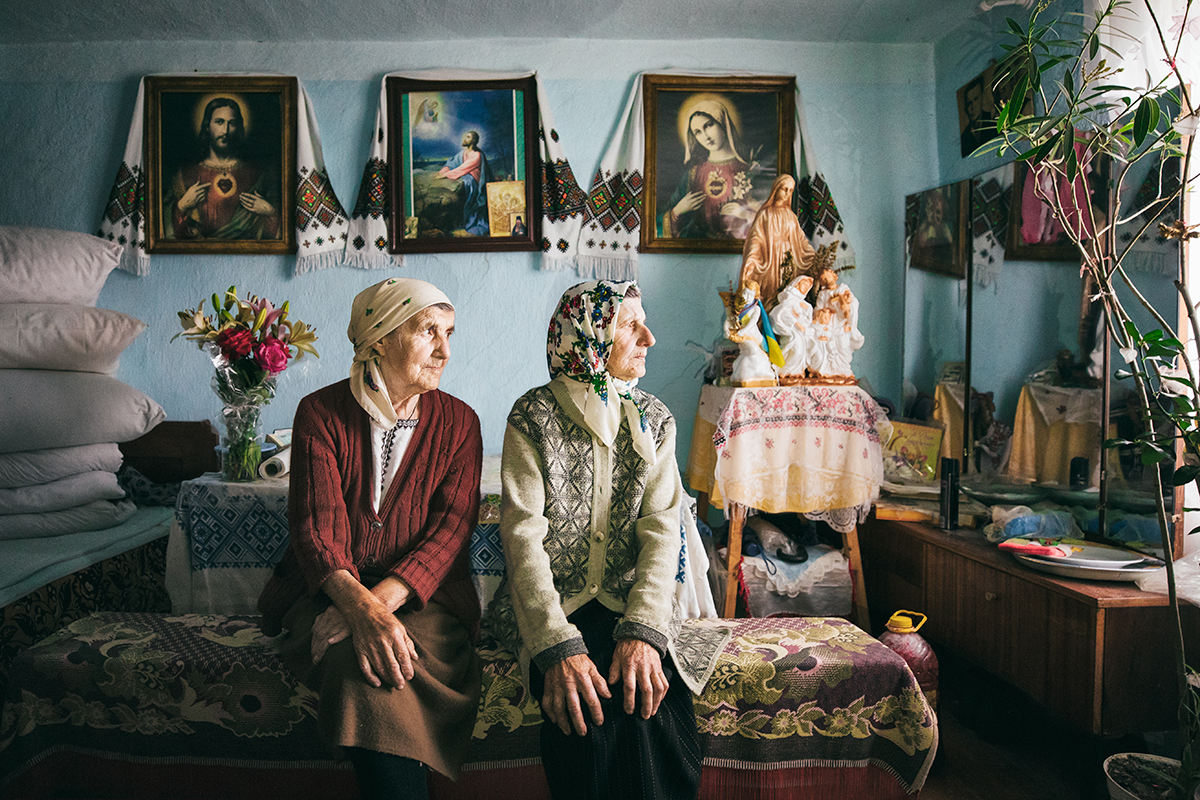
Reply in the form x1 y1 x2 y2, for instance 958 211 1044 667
900 158 1185 552
901 181 972 478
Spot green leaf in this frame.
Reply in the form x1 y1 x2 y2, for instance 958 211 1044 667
1133 96 1154 146
1174 465 1200 486
1065 128 1078 181
1088 33 1099 59
1142 445 1169 465
1124 319 1141 339
1064 68 1075 98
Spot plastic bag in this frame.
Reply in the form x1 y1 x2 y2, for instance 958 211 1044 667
1135 549 1200 606
983 505 1083 543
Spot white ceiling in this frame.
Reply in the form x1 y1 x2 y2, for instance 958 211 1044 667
3 0 996 44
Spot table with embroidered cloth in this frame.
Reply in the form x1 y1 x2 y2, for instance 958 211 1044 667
1005 384 1102 487
684 384 892 620
0 612 937 800
165 456 507 615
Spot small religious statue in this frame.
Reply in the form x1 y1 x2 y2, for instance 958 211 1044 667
738 174 816 310
768 274 815 385
721 280 780 387
809 259 863 384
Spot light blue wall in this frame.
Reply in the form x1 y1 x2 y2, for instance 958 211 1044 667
0 38 936 470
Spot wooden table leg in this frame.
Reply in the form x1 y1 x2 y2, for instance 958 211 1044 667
842 524 871 631
723 503 746 618
696 491 710 529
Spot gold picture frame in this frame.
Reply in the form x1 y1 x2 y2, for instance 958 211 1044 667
145 75 297 255
642 74 796 255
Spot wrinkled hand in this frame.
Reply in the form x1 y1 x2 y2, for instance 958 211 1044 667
310 605 351 665
177 181 210 212
608 638 668 719
239 191 276 216
672 190 705 217
344 600 419 690
317 572 419 690
542 653 611 736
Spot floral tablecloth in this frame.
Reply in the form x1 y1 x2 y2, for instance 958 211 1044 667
697 385 891 532
0 613 936 796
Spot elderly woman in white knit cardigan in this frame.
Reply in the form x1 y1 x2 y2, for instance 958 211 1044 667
485 280 723 800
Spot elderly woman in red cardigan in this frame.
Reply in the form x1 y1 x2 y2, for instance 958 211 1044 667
258 277 483 800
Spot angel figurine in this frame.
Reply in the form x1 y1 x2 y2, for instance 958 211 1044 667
812 266 864 383
721 280 778 387
768 274 815 385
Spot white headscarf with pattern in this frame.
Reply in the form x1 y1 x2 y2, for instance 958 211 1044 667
348 277 453 426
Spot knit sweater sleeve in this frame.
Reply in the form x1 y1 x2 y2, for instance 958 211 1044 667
288 392 357 593
387 404 483 606
500 421 587 671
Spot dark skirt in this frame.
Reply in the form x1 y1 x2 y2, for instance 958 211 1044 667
530 602 702 800
278 592 481 780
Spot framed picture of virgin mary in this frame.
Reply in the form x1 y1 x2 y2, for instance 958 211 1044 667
642 74 796 255
144 75 296 255
385 75 541 253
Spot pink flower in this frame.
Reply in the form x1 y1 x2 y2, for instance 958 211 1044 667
217 327 254 359
253 337 291 374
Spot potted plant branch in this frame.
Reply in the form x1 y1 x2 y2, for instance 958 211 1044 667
979 1 1199 797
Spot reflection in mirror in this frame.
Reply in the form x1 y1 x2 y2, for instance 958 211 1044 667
902 265 968 472
966 160 1103 509
1101 152 1183 542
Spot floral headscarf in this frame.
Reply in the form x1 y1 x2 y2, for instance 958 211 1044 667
348 277 453 426
547 280 657 464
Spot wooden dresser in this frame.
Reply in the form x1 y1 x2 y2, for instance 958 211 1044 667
859 516 1199 736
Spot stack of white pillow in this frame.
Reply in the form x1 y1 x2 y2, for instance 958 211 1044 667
0 226 165 539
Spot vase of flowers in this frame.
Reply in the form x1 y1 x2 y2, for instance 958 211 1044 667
174 286 318 482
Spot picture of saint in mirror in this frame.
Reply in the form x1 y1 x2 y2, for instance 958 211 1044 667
906 180 971 279
1006 150 1109 261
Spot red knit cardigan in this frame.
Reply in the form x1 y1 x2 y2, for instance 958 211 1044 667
258 380 482 638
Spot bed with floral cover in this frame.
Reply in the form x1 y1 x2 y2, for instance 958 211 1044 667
0 609 935 799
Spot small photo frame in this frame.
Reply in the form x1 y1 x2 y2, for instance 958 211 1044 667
957 62 1034 158
145 75 297 254
906 180 972 278
1006 153 1110 261
386 76 540 253
642 74 796 255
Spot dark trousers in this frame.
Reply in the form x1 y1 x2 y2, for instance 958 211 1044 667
530 602 702 800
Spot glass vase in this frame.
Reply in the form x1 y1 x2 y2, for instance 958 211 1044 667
220 401 265 482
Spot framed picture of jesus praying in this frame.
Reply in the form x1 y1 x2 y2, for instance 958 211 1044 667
385 75 542 254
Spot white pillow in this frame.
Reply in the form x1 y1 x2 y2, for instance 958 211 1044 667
0 304 146 373
0 226 122 306
0 443 124 489
0 498 136 540
0 470 126 515
0 370 165 455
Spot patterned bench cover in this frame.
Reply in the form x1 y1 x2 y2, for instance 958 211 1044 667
0 612 936 796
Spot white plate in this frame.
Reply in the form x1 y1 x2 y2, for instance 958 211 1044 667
1014 554 1161 582
1022 543 1146 569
